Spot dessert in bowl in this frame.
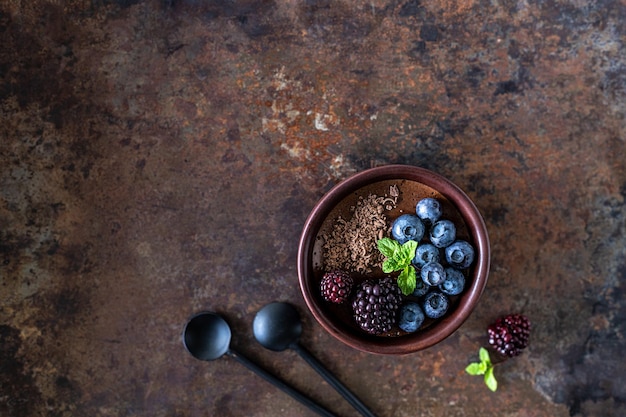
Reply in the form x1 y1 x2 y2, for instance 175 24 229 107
297 165 490 355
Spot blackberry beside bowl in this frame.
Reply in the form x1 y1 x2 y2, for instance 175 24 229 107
297 165 490 355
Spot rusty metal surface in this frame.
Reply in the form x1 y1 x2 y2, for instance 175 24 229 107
1 0 625 416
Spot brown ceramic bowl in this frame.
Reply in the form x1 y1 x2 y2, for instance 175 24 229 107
297 165 490 355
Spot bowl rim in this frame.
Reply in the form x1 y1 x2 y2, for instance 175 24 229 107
297 164 490 355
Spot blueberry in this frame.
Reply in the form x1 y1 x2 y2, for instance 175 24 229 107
411 278 430 298
445 240 475 269
439 267 465 296
429 219 456 248
391 214 425 244
422 292 449 319
415 197 442 226
421 261 446 286
412 243 440 268
398 302 425 333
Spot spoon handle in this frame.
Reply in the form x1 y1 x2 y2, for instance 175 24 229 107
292 343 378 417
227 349 338 417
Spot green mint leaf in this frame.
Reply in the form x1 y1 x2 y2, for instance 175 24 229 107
383 258 402 274
477 360 488 374
377 239 418 275
398 240 418 264
465 362 483 375
388 256 406 271
479 347 491 365
377 238 400 258
383 251 411 273
397 265 417 295
484 367 498 392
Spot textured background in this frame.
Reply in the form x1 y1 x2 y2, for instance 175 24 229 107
1 0 625 416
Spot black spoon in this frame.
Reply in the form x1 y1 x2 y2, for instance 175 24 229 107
253 302 378 417
183 311 337 417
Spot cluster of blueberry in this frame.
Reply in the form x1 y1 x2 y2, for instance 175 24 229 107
392 197 475 333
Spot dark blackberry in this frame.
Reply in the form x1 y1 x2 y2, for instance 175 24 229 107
320 270 354 304
487 314 531 358
352 277 402 335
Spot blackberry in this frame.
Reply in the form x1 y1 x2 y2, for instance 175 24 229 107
352 277 402 335
487 314 531 358
320 270 354 304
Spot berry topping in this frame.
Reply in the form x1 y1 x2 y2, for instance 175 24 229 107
398 302 425 333
415 197 442 226
411 277 430 297
320 270 354 304
445 240 475 269
412 243 440 268
391 214 425 244
439 267 466 296
487 314 531 358
352 277 403 335
421 261 446 286
422 291 449 319
429 219 457 248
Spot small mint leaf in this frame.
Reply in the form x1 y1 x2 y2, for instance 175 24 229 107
398 240 418 264
479 347 491 365
382 257 403 273
465 362 483 375
484 367 498 392
377 238 400 258
397 266 416 295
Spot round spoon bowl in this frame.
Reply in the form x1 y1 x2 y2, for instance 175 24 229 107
253 302 302 352
297 165 490 355
183 312 232 361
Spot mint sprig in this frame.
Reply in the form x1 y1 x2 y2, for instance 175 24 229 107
377 238 418 295
465 347 498 392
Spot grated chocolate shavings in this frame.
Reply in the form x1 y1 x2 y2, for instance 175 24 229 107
322 185 398 274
